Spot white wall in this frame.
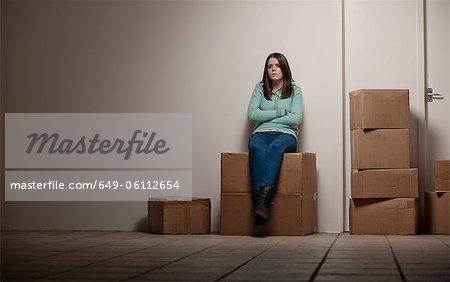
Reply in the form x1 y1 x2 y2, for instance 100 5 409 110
343 0 423 230
1 1 343 232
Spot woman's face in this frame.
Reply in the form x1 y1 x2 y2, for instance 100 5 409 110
266 58 283 82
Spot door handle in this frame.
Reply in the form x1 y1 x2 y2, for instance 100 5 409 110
427 87 444 102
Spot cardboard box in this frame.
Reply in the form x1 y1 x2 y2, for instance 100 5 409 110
350 89 410 130
351 168 418 198
220 193 317 236
221 152 316 194
425 192 450 234
351 129 410 169
221 153 251 193
435 160 450 192
350 198 418 235
148 198 210 234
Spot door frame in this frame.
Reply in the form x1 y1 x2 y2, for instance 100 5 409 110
416 0 433 233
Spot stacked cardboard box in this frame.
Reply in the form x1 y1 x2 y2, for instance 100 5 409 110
425 160 450 234
148 197 211 234
434 160 450 191
220 152 317 236
349 89 419 235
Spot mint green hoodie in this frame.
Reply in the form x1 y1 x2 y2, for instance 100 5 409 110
247 82 304 138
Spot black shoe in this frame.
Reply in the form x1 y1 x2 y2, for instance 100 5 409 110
253 186 274 219
251 194 257 209
253 215 268 227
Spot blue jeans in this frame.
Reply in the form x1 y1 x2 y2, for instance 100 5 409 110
248 132 297 193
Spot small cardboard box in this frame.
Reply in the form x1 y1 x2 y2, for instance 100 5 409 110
425 192 450 234
350 198 418 235
351 129 410 169
350 89 410 130
221 152 316 194
435 160 450 192
148 198 210 234
220 193 317 236
351 168 418 198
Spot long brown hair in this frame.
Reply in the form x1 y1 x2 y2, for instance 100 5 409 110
261 53 294 100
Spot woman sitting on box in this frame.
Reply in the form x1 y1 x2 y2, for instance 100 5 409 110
248 52 304 226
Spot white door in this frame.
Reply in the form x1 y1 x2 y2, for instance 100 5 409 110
423 0 450 195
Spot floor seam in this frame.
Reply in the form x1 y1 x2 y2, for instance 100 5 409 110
436 235 450 247
1 230 118 253
215 237 289 281
32 237 170 280
308 233 340 281
386 235 407 282
123 237 234 281
1 230 126 267
6 231 151 267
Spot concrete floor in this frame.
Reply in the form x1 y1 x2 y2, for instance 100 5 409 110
1 231 449 281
